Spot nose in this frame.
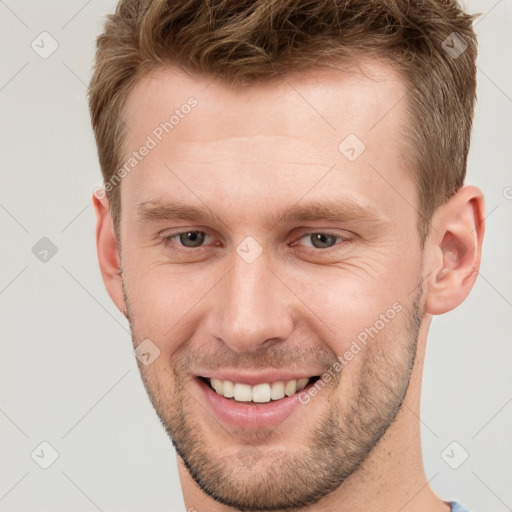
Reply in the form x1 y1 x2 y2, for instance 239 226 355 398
206 249 295 353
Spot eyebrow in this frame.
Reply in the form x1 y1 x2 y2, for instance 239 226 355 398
136 198 386 227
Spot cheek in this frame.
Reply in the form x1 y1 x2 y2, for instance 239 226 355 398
124 238 420 364
287 264 412 345
123 257 217 351
283 270 416 389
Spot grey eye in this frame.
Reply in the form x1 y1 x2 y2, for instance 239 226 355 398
307 233 339 249
179 231 206 247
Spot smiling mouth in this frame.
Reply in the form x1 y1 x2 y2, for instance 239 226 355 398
199 376 321 404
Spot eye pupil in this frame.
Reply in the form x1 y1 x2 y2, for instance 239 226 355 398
179 231 205 247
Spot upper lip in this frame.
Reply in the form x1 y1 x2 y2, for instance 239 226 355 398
196 370 321 386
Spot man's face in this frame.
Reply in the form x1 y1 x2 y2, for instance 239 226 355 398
118 61 426 510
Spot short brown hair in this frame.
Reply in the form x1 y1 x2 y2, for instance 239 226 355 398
88 0 478 241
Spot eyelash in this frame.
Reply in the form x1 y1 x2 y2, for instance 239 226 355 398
293 231 350 249
159 230 350 252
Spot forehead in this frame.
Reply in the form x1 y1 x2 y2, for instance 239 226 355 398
123 60 408 146
120 59 416 233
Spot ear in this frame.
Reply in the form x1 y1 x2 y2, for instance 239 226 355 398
92 189 127 317
424 185 485 315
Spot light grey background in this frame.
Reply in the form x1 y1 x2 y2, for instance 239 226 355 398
0 1 510 511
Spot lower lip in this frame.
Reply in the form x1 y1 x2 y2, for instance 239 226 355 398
195 378 311 430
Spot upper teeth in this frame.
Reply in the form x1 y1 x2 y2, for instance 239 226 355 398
209 378 310 403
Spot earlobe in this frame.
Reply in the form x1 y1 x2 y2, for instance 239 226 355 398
424 186 485 315
92 190 127 317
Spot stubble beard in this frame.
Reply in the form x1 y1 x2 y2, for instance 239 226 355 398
125 281 423 511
